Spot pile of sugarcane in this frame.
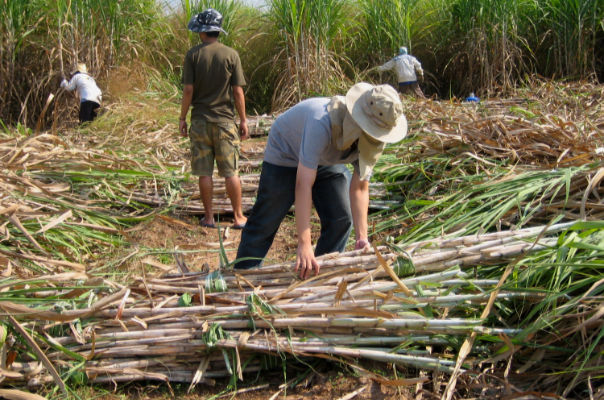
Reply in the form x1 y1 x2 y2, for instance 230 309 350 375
0 223 575 391
246 115 276 137
0 133 160 277
404 83 603 166
129 174 390 214
371 163 604 245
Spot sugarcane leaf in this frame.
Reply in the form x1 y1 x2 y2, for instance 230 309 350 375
178 292 192 307
222 349 233 375
394 255 414 276
569 221 604 230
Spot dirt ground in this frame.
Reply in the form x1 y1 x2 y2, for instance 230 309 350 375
79 365 415 399
124 211 296 271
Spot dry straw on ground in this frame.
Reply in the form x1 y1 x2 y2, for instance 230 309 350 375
406 81 603 167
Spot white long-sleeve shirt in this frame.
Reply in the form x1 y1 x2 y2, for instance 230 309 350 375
60 73 102 104
377 54 423 83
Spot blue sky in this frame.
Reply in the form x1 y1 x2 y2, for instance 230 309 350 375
244 0 266 7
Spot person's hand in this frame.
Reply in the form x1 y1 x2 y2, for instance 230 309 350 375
179 119 188 137
239 120 249 140
355 238 371 251
418 73 424 82
294 242 320 280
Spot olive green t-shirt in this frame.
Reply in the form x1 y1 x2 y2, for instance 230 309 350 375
182 41 246 122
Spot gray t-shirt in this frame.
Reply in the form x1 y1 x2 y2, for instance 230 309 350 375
264 98 359 171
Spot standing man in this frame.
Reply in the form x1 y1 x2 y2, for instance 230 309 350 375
235 83 407 279
377 46 425 98
179 8 249 229
60 63 102 123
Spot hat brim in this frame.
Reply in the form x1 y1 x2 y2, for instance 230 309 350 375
345 82 407 144
187 19 228 35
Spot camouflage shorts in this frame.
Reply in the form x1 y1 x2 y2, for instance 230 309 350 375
189 119 240 177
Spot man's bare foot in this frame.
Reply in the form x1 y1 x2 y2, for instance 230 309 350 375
232 216 247 229
199 218 216 228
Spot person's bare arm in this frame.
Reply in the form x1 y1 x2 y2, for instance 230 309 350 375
350 171 370 250
179 84 194 137
233 85 249 140
295 163 319 279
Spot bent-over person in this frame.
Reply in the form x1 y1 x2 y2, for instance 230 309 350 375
235 82 407 279
60 63 102 123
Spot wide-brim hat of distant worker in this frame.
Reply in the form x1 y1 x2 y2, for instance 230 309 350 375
71 63 87 74
188 8 228 35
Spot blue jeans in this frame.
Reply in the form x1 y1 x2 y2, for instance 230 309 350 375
235 161 352 269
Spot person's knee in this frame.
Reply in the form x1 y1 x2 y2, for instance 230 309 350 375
333 214 352 235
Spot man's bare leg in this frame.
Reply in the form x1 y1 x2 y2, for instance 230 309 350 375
225 175 247 227
199 176 215 226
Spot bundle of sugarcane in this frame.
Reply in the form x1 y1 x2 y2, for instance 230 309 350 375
239 146 265 172
8 254 514 388
125 174 261 214
2 222 576 389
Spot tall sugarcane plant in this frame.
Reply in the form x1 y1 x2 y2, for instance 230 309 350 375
267 0 351 110
0 0 165 127
437 0 535 95
534 0 604 79
358 0 422 65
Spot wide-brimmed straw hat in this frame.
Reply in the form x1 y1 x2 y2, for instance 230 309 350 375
345 82 407 144
345 82 407 180
71 63 87 74
188 8 228 35
328 83 407 180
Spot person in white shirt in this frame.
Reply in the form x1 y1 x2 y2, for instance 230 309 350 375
377 46 425 98
60 63 103 123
